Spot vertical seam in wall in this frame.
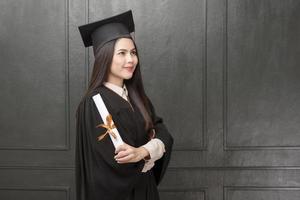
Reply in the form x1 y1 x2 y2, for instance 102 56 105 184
202 0 208 150
223 0 228 151
65 0 70 150
85 0 90 89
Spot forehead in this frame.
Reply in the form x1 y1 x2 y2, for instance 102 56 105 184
114 38 135 50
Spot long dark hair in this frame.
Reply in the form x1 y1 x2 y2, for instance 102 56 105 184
81 37 153 132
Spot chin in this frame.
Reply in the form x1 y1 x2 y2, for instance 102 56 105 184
122 74 134 80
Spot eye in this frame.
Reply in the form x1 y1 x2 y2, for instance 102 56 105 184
117 51 126 55
131 51 137 56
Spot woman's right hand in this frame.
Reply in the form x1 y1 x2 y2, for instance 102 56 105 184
114 143 150 164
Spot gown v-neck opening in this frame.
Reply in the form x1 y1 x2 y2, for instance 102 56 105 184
102 85 135 112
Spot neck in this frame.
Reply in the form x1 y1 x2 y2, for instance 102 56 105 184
106 76 123 87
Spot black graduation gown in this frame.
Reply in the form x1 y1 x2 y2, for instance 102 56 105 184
76 86 173 200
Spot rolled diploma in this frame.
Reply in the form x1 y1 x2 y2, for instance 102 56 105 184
92 93 124 148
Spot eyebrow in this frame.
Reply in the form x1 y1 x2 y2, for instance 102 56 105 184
117 48 136 52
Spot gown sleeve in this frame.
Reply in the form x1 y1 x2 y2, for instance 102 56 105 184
75 95 144 200
147 98 174 185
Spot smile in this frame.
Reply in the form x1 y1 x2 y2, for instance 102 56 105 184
124 67 135 71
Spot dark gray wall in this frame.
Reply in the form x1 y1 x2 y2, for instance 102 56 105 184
0 0 299 200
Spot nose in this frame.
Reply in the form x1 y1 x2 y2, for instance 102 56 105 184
126 53 133 63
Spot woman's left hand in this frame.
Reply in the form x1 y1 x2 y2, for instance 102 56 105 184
114 143 149 163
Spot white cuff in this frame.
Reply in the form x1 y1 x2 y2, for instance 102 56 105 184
141 160 155 172
142 138 165 161
141 138 165 173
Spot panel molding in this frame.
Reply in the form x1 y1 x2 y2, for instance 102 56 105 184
0 186 70 200
224 186 300 200
222 0 300 151
159 187 208 200
3 165 300 171
173 0 208 152
0 166 75 170
85 0 90 88
2 165 300 171
0 0 70 151
168 166 300 170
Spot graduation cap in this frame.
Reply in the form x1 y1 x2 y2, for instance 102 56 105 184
78 10 135 50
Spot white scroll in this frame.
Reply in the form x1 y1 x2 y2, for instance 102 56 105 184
92 93 124 148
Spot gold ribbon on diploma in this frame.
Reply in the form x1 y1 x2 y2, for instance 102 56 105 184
96 114 117 141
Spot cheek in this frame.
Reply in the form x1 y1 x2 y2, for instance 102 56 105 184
134 57 138 65
111 58 124 69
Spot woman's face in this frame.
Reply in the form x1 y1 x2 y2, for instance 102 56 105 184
107 38 138 86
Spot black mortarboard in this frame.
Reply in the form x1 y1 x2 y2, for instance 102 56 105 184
78 10 135 50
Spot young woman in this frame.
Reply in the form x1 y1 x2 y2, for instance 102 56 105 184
76 10 173 200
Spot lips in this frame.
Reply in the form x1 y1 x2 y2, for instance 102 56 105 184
124 65 134 68
123 66 135 72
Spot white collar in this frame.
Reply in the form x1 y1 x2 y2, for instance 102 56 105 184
103 82 128 100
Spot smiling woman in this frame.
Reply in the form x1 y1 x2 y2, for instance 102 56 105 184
108 38 138 86
76 10 173 200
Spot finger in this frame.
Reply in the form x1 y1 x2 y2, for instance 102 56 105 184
114 150 129 159
116 154 134 163
115 147 134 159
115 144 128 154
